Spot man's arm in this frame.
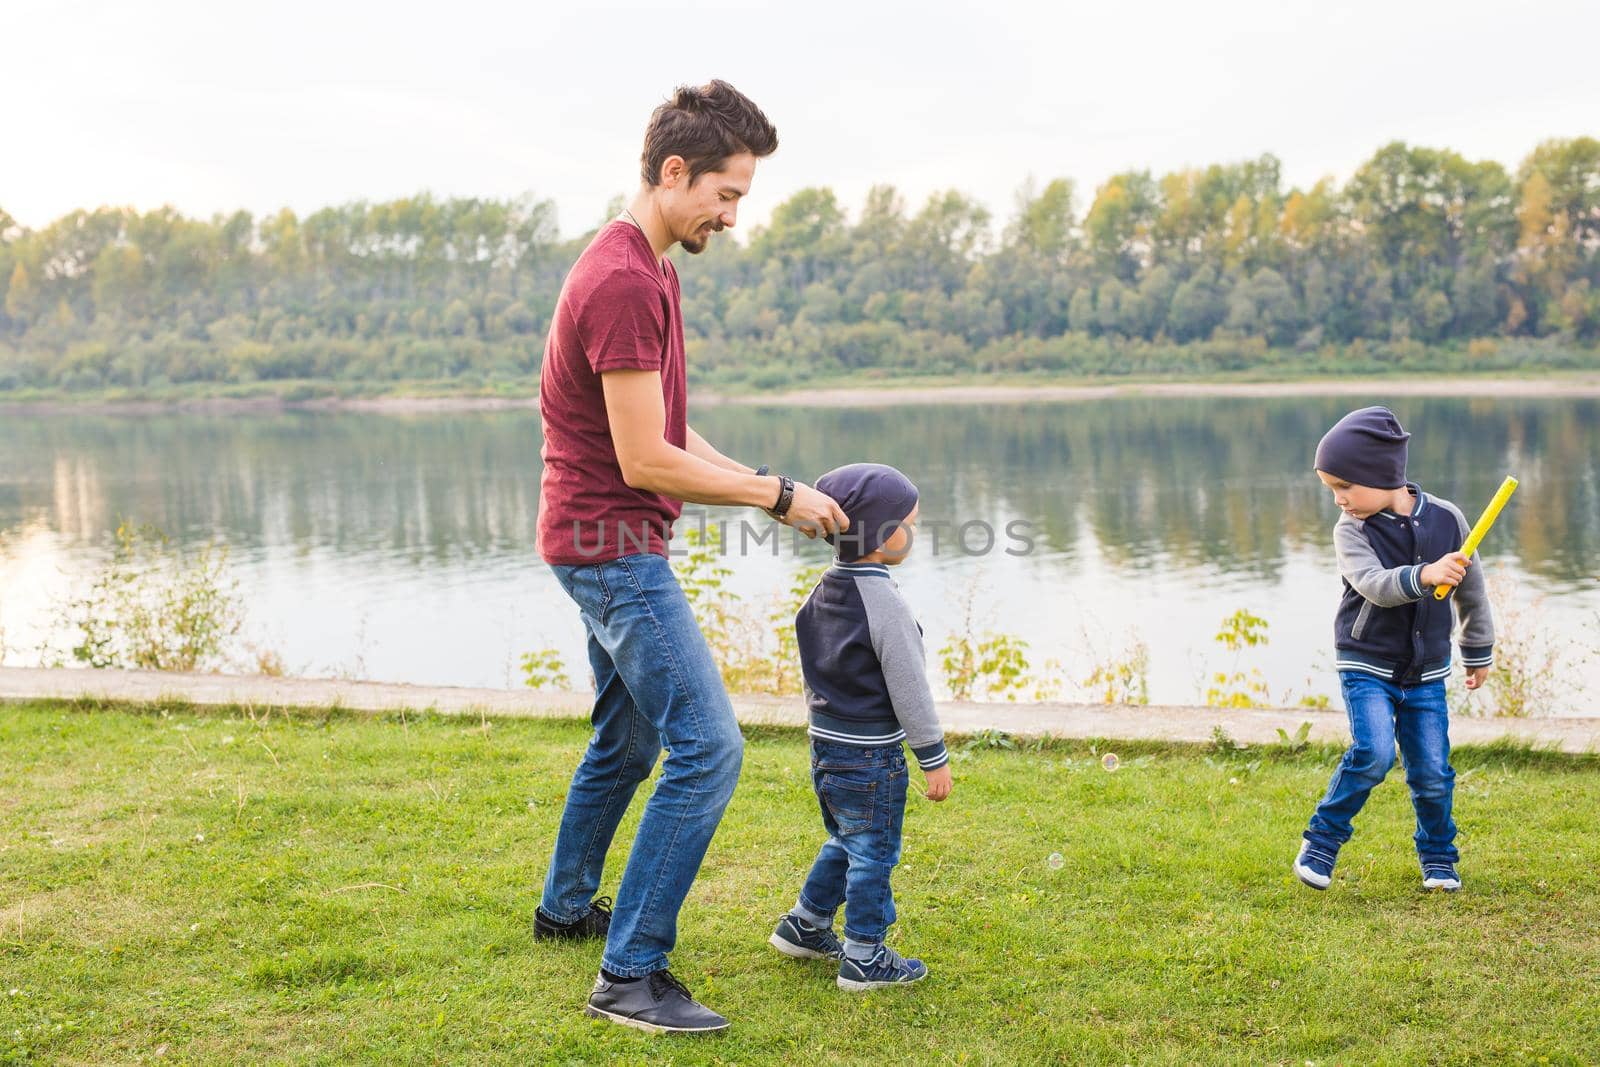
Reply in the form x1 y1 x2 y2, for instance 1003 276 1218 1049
604 370 776 506
686 426 754 475
602 369 846 534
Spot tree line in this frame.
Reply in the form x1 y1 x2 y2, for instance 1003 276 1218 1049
2 137 1597 393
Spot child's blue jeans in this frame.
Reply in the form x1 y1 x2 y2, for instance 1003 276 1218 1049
1305 671 1459 863
796 738 909 944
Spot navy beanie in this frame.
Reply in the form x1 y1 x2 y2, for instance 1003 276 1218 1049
1314 406 1410 489
814 463 919 562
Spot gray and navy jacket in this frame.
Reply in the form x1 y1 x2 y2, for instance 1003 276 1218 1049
794 561 948 771
1332 483 1494 685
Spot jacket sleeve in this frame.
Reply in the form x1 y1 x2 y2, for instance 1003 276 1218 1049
1333 516 1427 607
1438 500 1495 668
856 578 948 771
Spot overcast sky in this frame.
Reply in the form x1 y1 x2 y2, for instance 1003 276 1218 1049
6 0 1596 239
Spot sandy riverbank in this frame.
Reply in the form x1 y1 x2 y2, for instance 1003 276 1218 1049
0 394 543 417
696 375 1600 408
5 374 1600 417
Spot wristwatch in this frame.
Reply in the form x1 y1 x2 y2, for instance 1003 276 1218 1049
772 475 795 518
752 465 794 517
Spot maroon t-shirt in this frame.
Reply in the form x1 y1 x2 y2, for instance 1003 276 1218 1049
537 221 687 565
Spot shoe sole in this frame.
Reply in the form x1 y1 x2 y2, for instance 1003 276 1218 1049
1422 879 1462 892
1293 861 1331 890
585 1004 729 1035
533 927 606 941
768 932 835 960
836 970 928 992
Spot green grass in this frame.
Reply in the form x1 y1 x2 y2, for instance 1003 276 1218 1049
2 701 1597 1065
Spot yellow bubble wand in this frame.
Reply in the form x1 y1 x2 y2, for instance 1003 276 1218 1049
1434 476 1518 599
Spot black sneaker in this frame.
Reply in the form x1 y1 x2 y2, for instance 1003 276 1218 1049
769 913 844 960
585 969 730 1034
534 897 612 941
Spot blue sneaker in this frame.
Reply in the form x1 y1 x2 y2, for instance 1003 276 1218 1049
1421 860 1462 892
1293 841 1337 890
769 914 844 961
836 943 928 992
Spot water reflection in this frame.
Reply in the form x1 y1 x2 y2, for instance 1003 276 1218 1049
1 396 1596 705
697 396 1600 584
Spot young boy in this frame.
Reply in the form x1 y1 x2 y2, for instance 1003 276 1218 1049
769 462 953 991
1295 406 1494 893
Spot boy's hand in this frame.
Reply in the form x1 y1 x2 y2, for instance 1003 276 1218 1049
1420 551 1470 591
922 765 952 802
1465 666 1489 690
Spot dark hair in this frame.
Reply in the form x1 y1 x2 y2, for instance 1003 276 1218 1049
640 79 778 187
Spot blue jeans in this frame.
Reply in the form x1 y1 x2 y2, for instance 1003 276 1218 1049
796 738 909 944
1305 672 1458 863
541 553 744 977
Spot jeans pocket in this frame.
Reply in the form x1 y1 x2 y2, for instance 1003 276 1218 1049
812 742 883 775
552 562 613 622
592 564 614 619
572 562 613 623
820 774 878 836
814 756 877 774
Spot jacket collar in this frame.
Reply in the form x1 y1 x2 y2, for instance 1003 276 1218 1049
1376 482 1428 521
829 560 892 579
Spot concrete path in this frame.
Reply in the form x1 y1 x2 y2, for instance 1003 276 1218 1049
2 666 1597 754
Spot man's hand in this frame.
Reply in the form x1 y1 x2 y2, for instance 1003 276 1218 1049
922 764 952 802
1420 551 1469 591
1465 665 1490 690
779 481 848 540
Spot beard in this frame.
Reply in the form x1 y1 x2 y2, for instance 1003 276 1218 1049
679 221 722 255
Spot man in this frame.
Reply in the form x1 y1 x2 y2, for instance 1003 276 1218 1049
533 79 848 1035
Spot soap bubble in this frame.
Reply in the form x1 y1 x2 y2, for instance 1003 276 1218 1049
1047 852 1065 870
1101 752 1120 772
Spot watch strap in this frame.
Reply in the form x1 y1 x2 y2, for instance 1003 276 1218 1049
772 475 796 518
